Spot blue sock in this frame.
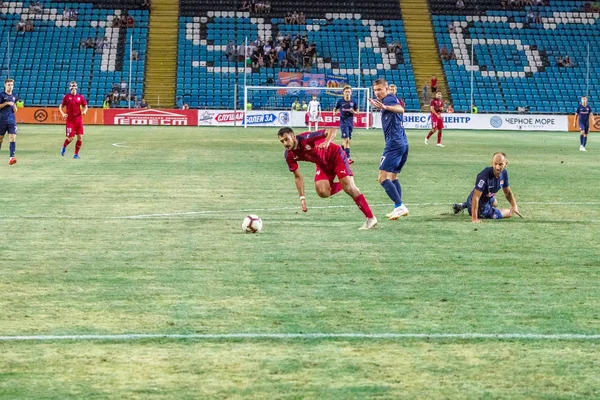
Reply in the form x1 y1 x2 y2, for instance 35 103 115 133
392 179 402 205
9 142 15 157
344 147 350 158
584 136 588 147
580 135 584 145
381 179 402 207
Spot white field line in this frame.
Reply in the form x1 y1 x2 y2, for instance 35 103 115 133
114 201 600 219
1 333 600 342
111 142 129 148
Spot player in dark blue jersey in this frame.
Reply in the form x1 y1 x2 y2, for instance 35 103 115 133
333 85 359 164
573 96 595 151
369 78 410 220
0 79 19 165
453 152 522 223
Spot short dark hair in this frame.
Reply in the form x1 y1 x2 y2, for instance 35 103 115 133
373 78 387 87
278 127 294 137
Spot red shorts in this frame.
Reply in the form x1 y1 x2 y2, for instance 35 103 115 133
314 147 353 183
66 120 84 137
431 116 444 130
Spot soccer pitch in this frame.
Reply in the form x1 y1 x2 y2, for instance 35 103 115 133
1 125 599 398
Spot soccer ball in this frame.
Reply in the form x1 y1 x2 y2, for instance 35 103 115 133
242 215 262 233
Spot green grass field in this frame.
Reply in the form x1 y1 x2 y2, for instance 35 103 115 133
1 125 599 399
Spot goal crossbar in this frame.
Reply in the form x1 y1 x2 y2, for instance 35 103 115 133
243 86 372 128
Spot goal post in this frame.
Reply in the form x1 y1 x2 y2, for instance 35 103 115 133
243 86 372 129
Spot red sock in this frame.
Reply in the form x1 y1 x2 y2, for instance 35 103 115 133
75 140 82 155
437 130 443 144
353 193 374 218
63 139 71 148
330 182 342 196
426 130 434 139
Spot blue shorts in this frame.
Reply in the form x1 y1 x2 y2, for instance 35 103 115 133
579 123 589 134
0 123 17 135
467 197 503 219
379 144 409 174
340 124 353 140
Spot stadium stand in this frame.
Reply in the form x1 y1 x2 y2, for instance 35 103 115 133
178 0 421 111
1 0 148 107
430 0 600 113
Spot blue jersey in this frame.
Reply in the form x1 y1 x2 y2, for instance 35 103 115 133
466 167 509 212
0 91 18 124
380 94 407 149
576 104 592 125
335 98 357 126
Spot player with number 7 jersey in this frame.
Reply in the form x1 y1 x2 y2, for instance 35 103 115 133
59 81 88 159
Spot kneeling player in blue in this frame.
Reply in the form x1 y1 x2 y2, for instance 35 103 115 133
453 152 522 223
0 78 19 165
573 96 595 151
333 85 359 164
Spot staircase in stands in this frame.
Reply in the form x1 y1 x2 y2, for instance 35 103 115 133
398 0 451 110
144 0 179 108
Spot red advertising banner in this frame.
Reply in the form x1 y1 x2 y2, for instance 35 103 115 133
304 112 373 128
104 108 197 126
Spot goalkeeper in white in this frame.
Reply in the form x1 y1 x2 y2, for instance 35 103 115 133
307 95 322 131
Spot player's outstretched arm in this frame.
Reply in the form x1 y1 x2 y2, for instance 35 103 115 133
573 112 578 128
503 186 522 218
293 169 308 212
471 189 483 223
59 104 67 119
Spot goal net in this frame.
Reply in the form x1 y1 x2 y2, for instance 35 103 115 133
244 86 372 128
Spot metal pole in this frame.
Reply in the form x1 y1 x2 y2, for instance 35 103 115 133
128 35 132 108
233 85 237 127
7 33 11 78
357 40 362 110
586 42 590 97
469 41 474 113
366 87 371 129
244 86 248 128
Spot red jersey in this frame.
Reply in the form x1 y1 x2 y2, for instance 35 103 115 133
61 93 88 122
284 130 342 172
431 77 438 88
430 98 444 115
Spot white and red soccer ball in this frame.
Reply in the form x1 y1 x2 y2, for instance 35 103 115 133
242 214 262 233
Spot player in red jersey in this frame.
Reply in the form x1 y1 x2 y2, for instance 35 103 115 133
425 91 445 147
277 127 377 229
59 81 88 159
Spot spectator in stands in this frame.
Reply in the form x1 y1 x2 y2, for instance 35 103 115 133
456 0 465 9
445 103 454 113
182 103 190 110
142 0 151 9
431 76 438 93
103 96 111 109
557 56 565 67
16 18 26 32
277 47 287 67
131 49 139 61
301 101 308 111
284 12 292 24
127 14 135 28
564 56 574 67
448 22 456 34
246 101 252 110
472 104 479 113
120 79 128 98
526 10 535 23
25 19 34 32
176 96 183 109
422 83 429 103
226 40 235 61
535 12 542 24
292 99 301 111
132 96 141 108
240 0 251 11
16 97 24 108
112 14 121 28
441 46 450 61
140 98 149 109
298 12 306 24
